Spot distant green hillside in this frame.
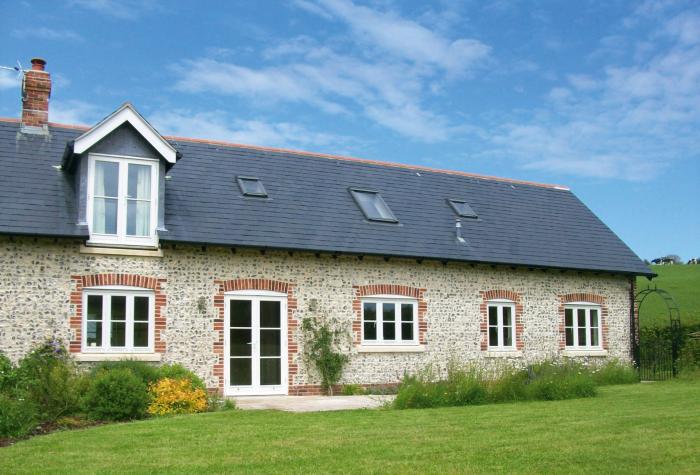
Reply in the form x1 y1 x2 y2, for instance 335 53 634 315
636 265 700 327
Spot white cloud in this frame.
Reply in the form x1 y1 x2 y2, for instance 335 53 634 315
68 0 157 19
0 70 20 90
150 109 359 151
12 27 82 41
50 100 104 125
170 1 489 143
173 45 453 142
297 0 490 75
483 7 700 181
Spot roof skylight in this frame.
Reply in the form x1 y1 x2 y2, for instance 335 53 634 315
350 188 398 222
448 199 478 218
237 176 267 197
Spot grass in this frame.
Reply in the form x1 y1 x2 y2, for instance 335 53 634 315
637 264 700 327
1 380 698 474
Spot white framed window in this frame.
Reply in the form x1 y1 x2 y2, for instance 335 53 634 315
361 297 417 345
82 287 155 353
565 303 602 349
87 153 159 248
487 300 516 350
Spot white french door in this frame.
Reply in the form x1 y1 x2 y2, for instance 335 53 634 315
224 292 288 396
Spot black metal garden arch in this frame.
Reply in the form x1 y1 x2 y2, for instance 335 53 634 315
634 285 682 379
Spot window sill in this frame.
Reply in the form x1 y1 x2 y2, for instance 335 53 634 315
357 344 425 353
484 350 523 358
74 352 162 362
562 349 608 357
81 245 163 257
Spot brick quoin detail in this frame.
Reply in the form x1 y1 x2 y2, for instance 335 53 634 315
213 279 298 394
479 290 524 351
351 284 428 346
68 274 167 354
558 293 609 350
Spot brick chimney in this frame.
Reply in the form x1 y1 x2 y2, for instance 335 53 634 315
21 58 51 131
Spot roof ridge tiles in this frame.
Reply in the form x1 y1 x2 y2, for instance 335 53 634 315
0 117 570 191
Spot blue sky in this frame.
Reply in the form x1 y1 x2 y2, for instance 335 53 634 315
1 0 698 261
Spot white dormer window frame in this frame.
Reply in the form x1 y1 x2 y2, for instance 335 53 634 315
86 153 159 248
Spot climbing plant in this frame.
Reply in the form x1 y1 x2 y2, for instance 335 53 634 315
301 317 349 395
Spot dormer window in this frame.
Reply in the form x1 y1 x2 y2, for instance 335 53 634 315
71 104 177 249
87 154 158 247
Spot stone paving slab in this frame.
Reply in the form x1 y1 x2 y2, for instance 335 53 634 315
233 395 394 412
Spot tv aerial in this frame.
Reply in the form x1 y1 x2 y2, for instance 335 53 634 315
0 60 26 81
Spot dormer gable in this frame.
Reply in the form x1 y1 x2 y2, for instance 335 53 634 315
73 103 176 164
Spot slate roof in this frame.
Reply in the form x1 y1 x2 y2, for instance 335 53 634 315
0 119 653 276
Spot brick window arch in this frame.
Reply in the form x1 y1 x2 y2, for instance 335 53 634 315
479 290 524 351
213 279 298 393
69 274 167 354
558 293 609 350
352 284 428 345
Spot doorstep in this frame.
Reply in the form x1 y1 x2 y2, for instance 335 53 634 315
232 395 394 412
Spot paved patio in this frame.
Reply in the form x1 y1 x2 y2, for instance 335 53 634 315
233 395 394 412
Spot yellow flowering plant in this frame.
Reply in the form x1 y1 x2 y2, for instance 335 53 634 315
147 378 208 416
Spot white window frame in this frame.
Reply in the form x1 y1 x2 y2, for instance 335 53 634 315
86 153 159 248
487 299 516 350
361 295 418 345
81 286 155 353
564 303 603 350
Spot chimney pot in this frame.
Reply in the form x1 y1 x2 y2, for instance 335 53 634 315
30 58 46 71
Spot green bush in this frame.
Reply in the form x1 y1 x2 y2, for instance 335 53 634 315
0 394 38 438
394 367 488 409
14 340 82 421
0 353 17 394
487 368 528 402
341 384 367 395
206 394 237 412
92 360 160 386
525 361 596 401
157 363 206 391
394 360 599 409
84 368 150 421
678 338 700 373
591 360 639 386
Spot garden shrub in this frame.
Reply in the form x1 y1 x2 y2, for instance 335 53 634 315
394 367 488 409
206 394 237 412
487 368 528 402
157 363 206 391
92 360 160 386
0 353 17 394
14 340 82 421
341 384 367 396
0 394 38 438
84 368 150 421
678 338 700 370
394 360 599 409
590 360 639 386
147 378 208 416
524 361 596 401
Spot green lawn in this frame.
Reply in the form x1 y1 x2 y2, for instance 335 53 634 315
1 381 698 474
637 265 700 327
